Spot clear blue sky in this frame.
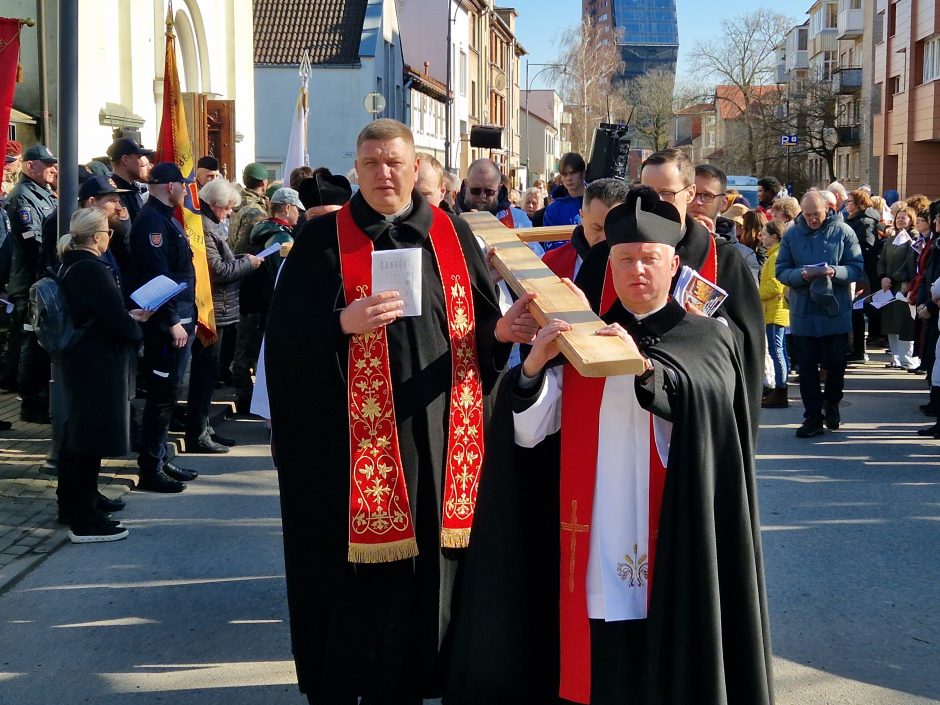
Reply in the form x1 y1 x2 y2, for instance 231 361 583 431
512 0 798 89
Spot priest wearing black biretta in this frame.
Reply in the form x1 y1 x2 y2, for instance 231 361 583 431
446 186 774 705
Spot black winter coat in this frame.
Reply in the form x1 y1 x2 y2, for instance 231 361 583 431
845 207 883 290
59 249 143 457
201 209 253 327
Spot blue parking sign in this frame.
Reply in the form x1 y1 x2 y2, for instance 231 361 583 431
780 134 798 146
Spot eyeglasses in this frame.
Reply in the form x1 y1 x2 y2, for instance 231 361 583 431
97 229 114 239
656 185 693 203
468 187 497 197
692 191 726 204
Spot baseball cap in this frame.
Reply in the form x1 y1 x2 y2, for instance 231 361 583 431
722 203 749 226
243 162 269 182
79 174 131 200
147 162 194 184
22 144 57 164
107 138 155 161
270 187 304 209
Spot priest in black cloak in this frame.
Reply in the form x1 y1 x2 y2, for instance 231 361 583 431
263 119 536 705
445 191 774 705
575 149 766 438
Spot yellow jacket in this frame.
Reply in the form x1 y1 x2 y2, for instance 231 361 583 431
759 243 790 327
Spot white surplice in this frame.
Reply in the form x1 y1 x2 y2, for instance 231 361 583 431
514 367 672 621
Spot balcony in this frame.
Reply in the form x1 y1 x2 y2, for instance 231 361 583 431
786 49 809 72
837 124 860 145
776 63 788 84
834 67 862 94
837 8 864 39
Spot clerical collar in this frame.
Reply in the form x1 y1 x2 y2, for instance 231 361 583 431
604 297 685 342
383 200 414 223
627 301 668 321
349 190 434 243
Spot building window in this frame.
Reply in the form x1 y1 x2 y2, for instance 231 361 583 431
460 51 467 96
887 2 896 37
825 2 837 29
798 27 808 51
598 12 607 21
471 80 477 117
924 36 940 83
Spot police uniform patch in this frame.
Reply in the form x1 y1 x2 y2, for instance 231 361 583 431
149 232 163 247
18 209 31 225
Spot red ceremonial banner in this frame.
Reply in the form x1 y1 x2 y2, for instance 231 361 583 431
0 18 22 157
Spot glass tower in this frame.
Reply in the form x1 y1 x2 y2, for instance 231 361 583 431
611 0 678 81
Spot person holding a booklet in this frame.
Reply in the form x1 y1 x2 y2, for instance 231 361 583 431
263 119 536 704
56 208 151 543
877 205 920 370
776 190 865 438
446 189 773 705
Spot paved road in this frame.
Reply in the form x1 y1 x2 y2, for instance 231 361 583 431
0 360 937 704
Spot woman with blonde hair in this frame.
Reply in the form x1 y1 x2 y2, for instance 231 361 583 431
877 205 920 369
759 220 790 407
56 208 151 542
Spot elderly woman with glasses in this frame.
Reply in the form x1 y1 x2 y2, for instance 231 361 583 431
184 178 262 453
56 208 152 543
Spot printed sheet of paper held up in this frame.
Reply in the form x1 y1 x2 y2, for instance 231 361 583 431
130 275 189 312
460 210 645 377
372 248 423 317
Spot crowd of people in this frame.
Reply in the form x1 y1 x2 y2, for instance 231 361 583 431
0 117 934 703
0 136 354 542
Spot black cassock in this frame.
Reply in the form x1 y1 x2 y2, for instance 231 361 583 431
264 190 511 704
445 299 774 705
575 216 766 438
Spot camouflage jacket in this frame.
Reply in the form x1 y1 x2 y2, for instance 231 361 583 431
229 187 270 255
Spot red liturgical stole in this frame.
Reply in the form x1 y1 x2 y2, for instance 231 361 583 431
557 367 668 704
336 204 485 563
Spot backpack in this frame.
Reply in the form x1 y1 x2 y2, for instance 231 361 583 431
28 260 92 355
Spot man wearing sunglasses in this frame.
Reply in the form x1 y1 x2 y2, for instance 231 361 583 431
458 158 533 231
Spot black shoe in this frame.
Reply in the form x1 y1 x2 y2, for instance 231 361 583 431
0 419 11 431
136 469 186 493
921 404 940 417
184 434 229 454
917 424 940 437
69 517 129 543
234 395 259 417
210 432 236 447
163 461 199 481
823 403 841 430
97 492 126 513
796 416 825 438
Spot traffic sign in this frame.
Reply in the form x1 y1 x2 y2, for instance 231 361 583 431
780 134 799 147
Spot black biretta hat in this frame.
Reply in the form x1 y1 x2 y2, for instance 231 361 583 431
605 185 682 247
297 170 352 209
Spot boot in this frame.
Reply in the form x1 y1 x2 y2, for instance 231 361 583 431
920 386 940 417
761 386 789 409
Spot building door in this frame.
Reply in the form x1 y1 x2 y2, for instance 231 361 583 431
182 93 236 179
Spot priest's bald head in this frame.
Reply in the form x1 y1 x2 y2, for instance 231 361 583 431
355 119 419 215
605 186 682 314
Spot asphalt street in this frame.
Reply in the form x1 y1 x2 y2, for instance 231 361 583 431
0 359 937 704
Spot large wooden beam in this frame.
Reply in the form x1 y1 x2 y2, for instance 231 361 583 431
512 224 575 242
461 211 645 377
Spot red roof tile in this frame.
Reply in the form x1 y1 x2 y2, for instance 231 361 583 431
714 84 780 120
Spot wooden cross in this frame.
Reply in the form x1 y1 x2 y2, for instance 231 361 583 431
460 211 645 378
560 500 590 594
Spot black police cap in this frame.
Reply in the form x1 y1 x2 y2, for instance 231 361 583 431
147 162 194 184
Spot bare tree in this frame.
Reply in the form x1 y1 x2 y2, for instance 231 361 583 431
551 19 623 155
688 9 794 174
761 75 843 184
617 67 676 151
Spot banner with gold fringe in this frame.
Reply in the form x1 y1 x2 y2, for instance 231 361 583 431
155 1 216 345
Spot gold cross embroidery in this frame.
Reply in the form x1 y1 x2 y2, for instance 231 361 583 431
560 500 590 594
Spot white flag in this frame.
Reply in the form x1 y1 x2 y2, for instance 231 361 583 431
283 51 310 181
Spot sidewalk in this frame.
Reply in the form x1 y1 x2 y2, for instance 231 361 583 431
0 386 237 591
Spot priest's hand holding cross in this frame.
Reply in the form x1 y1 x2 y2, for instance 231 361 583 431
494 292 540 344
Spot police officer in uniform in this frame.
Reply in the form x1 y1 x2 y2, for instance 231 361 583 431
130 162 199 492
4 144 58 422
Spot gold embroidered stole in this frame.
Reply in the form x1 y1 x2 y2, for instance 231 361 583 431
336 204 484 563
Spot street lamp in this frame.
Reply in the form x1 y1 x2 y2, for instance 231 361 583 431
524 60 565 183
